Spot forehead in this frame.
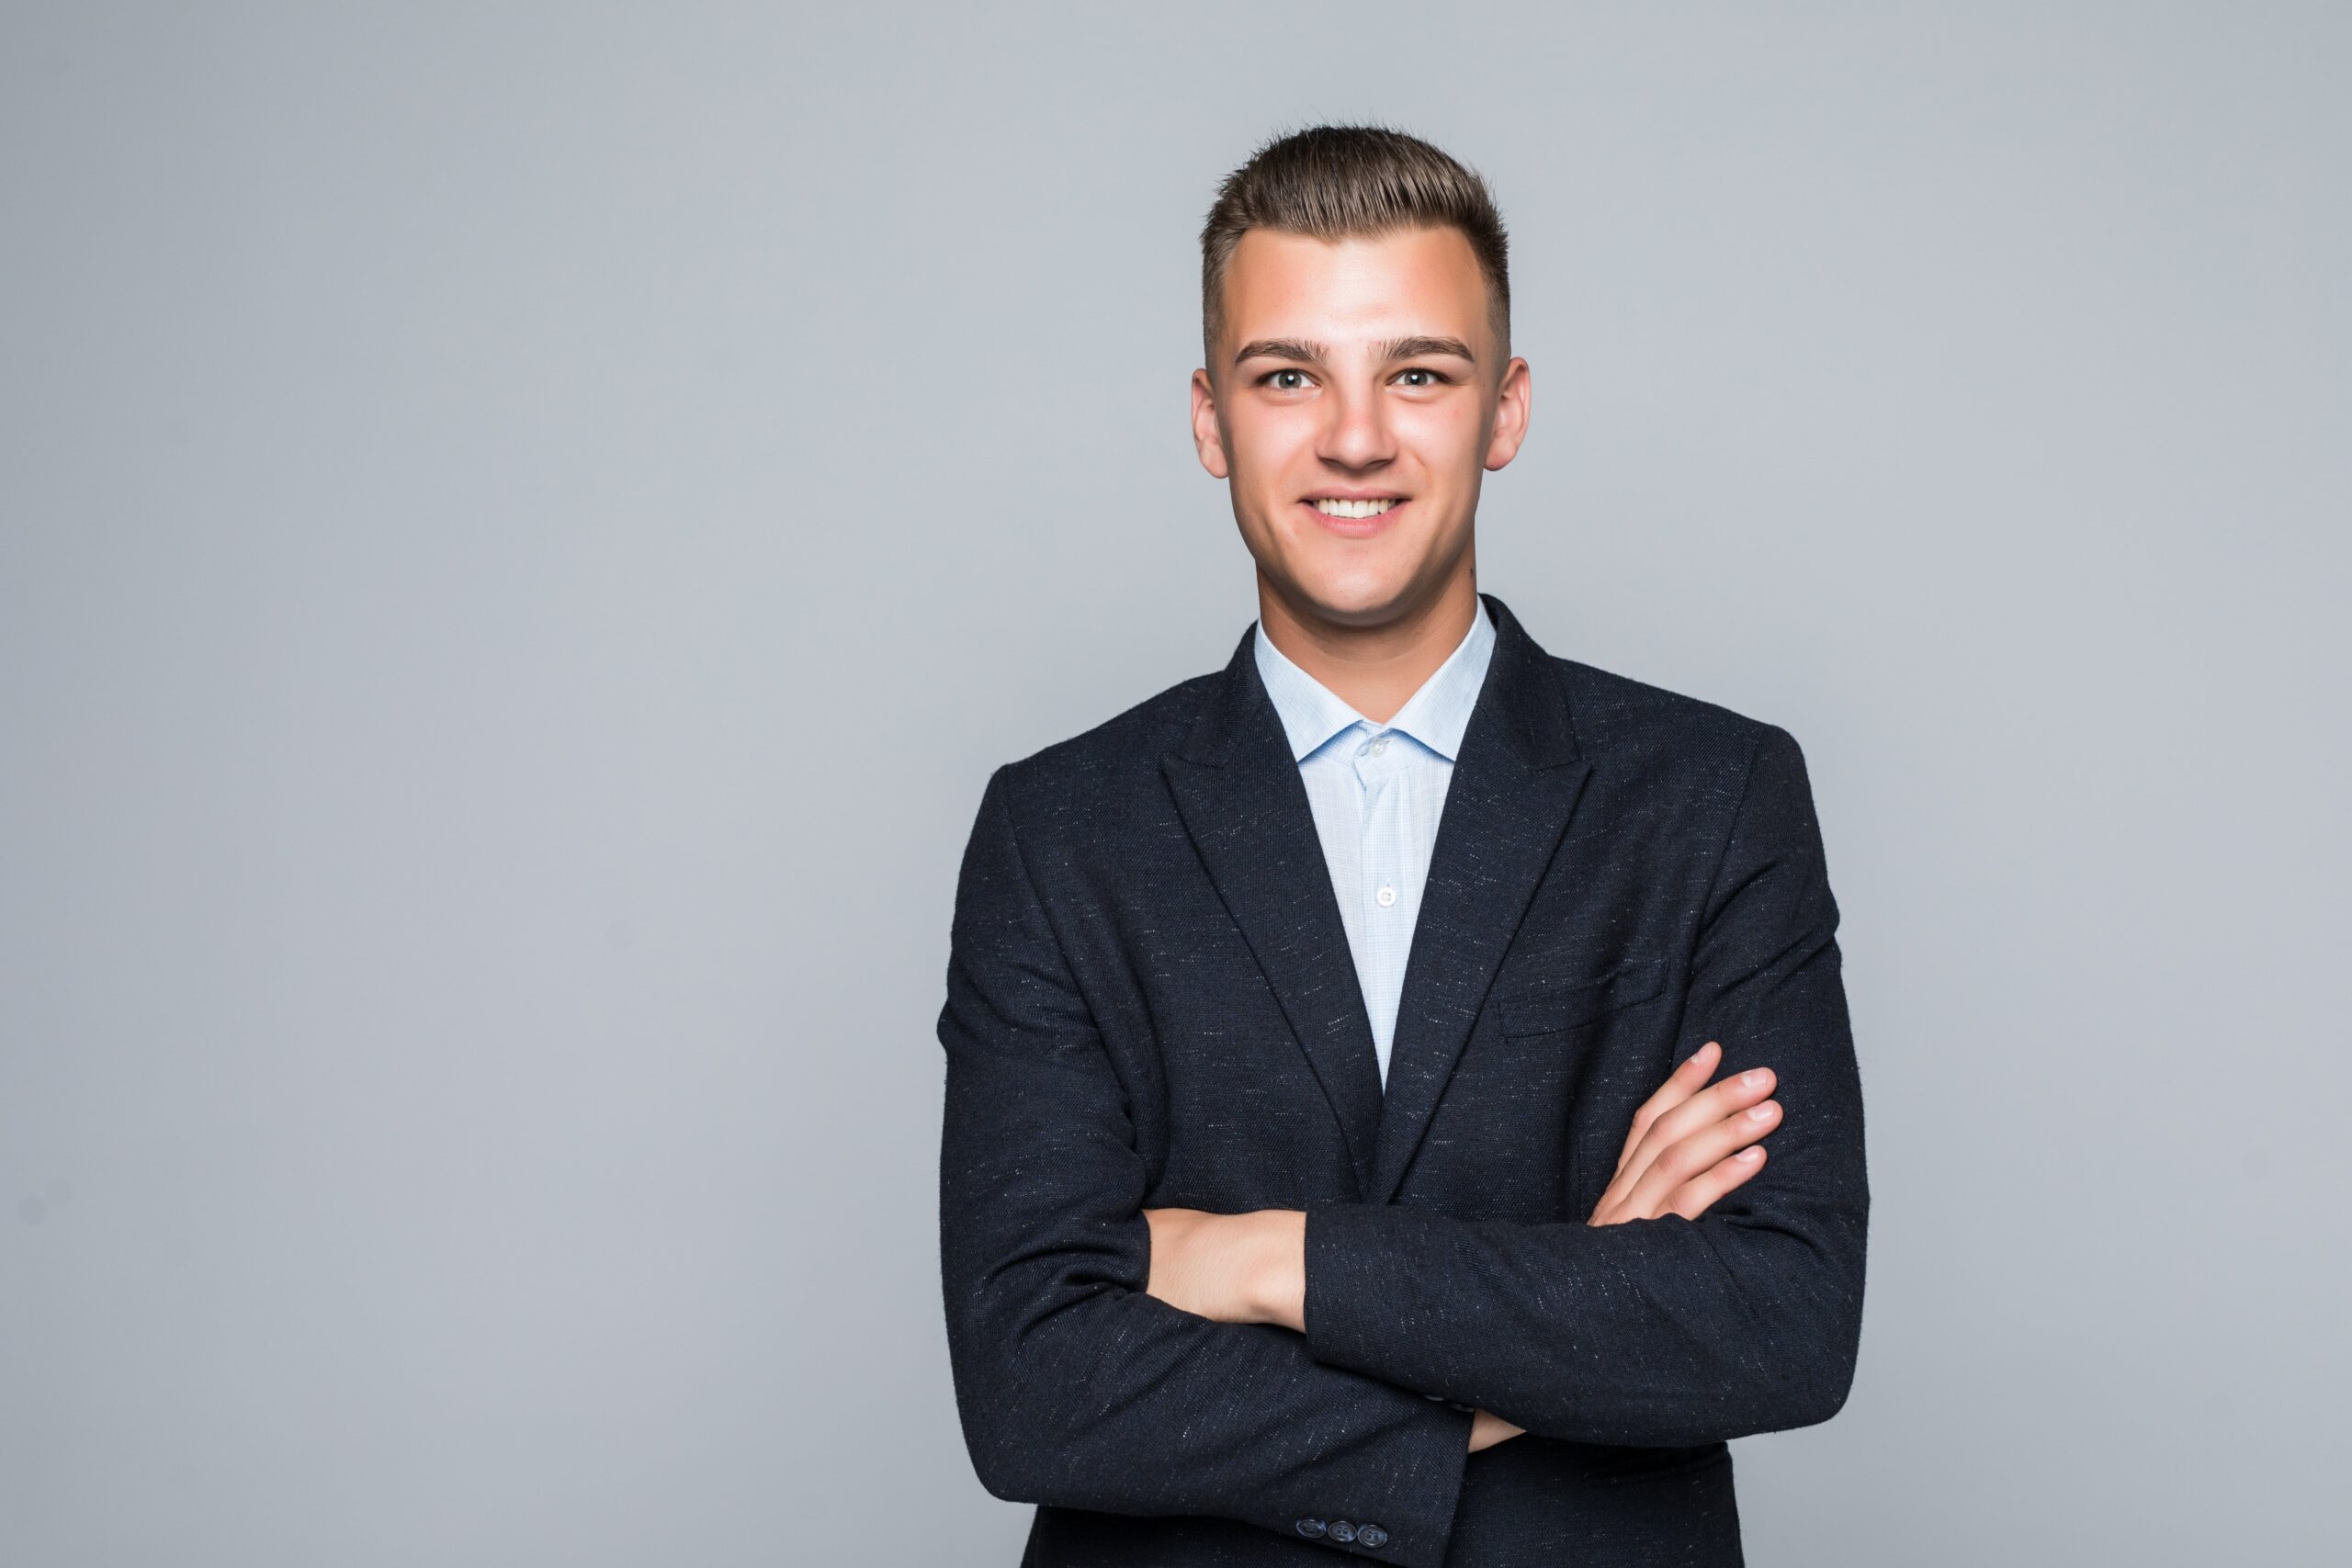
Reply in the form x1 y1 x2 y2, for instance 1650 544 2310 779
1221 224 1488 350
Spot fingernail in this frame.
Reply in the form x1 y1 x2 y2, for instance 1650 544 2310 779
1736 1146 1762 1161
1747 1103 1775 1121
1741 1069 1769 1088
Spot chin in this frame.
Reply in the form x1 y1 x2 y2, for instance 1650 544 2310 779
1282 571 1425 625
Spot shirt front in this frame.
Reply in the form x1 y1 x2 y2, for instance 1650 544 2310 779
1251 598 1497 1089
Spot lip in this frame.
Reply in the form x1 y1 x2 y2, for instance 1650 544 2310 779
1298 497 1408 539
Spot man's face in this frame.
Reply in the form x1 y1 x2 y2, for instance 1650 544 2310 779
1191 223 1531 629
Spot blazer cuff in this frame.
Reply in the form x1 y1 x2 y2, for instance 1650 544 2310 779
1304 1386 1476 1567
1303 1199 1473 1413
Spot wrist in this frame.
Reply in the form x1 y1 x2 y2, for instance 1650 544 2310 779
1241 1209 1307 1331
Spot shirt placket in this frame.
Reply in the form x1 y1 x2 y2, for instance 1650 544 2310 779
1353 726 1410 1085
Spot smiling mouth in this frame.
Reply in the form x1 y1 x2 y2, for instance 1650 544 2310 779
1307 497 1404 519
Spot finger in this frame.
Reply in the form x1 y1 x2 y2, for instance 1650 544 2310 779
1613 1041 1723 1179
1599 1052 1773 1221
1618 1097 1781 1220
1667 1142 1769 1222
1604 1060 1764 1213
1623 1063 1777 1186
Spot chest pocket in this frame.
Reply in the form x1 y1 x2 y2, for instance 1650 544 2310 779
1496 955 1668 1038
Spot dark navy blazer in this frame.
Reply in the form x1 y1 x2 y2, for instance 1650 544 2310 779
936 592 1870 1567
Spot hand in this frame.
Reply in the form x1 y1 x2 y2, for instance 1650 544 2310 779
1587 1040 1779 1226
1141 1207 1303 1326
1469 1407 1524 1452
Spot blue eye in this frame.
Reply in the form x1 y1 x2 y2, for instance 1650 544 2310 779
1397 368 1449 387
1260 369 1308 389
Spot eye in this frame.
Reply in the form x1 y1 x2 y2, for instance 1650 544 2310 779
1396 367 1451 388
1257 368 1311 390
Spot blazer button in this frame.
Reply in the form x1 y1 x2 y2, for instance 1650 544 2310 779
1328 1519 1356 1543
1294 1517 1328 1539
1359 1522 1390 1549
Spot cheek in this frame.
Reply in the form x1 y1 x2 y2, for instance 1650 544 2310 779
1227 412 1314 476
1396 404 1484 466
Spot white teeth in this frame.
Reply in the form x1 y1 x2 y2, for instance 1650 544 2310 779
1311 498 1399 519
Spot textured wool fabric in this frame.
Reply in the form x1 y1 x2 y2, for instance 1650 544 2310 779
1252 596 1496 1088
935 592 1870 1567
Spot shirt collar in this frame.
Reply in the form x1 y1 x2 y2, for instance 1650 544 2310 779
1251 596 1497 764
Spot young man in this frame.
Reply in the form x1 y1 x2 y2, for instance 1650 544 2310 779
936 125 1868 1567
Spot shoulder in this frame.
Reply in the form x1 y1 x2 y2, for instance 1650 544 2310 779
1549 657 1831 879
1551 654 1809 790
978 665 1221 828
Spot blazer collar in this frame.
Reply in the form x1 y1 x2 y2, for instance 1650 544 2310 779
1161 592 1592 1202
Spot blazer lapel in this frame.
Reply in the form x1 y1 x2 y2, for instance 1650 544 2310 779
1159 592 1592 1207
1161 626 1386 1196
1365 593 1591 1204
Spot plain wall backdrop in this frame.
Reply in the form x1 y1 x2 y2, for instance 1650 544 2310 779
4 4 2346 1563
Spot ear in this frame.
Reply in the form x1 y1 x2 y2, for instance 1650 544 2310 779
1191 367 1231 479
1483 356 1532 471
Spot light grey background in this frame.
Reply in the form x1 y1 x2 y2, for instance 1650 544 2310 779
4 4 2346 1563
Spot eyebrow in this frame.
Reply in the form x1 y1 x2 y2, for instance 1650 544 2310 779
1231 334 1479 370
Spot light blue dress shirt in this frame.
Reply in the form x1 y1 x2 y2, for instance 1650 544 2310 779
1251 598 1497 1090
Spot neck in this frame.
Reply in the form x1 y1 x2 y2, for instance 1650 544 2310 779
1255 570 1481 725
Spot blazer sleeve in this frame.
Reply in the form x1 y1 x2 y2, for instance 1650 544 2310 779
936 765 1476 1567
1297 723 1871 1448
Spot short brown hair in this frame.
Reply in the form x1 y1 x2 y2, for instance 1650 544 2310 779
1200 123 1511 379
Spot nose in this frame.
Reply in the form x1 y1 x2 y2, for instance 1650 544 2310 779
1316 380 1396 471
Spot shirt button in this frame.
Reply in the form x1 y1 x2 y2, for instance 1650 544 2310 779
1375 886 1397 908
1329 1519 1357 1543
1294 1517 1328 1539
1369 735 1389 755
1359 1522 1390 1549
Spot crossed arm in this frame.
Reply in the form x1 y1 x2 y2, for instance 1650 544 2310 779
935 726 1868 1567
1138 1032 1789 1454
